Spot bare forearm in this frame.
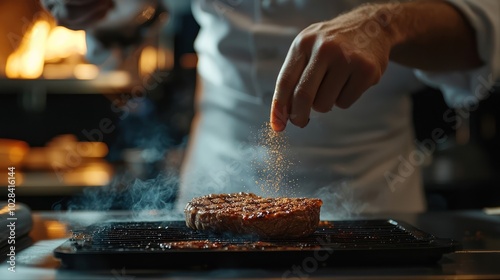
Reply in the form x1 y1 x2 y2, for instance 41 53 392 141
389 0 483 71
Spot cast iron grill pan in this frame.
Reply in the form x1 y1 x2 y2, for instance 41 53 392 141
54 219 458 269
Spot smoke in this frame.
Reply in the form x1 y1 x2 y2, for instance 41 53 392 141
66 170 181 219
127 173 176 211
62 113 183 221
313 180 368 220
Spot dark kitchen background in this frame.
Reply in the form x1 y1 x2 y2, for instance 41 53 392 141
0 1 499 211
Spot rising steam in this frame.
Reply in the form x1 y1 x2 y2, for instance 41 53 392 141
66 170 181 219
313 180 368 220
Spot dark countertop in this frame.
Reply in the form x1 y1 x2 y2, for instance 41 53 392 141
1 210 500 280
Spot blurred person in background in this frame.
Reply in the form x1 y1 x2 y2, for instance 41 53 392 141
41 0 499 217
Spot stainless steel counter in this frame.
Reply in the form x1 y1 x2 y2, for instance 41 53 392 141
1 210 500 280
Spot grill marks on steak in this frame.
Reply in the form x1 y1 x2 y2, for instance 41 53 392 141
184 192 323 238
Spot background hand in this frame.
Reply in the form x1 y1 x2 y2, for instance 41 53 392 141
41 0 114 30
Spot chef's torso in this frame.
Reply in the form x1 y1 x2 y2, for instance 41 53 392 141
178 0 427 217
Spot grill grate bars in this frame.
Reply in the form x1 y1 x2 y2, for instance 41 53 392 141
68 220 435 251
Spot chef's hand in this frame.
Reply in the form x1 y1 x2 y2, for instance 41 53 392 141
41 0 114 30
270 4 393 132
270 1 483 132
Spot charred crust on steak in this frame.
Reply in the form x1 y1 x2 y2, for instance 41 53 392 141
184 192 323 238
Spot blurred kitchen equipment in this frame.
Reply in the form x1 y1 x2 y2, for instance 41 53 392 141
0 139 29 169
484 207 500 215
1 0 172 112
0 202 33 260
0 135 113 188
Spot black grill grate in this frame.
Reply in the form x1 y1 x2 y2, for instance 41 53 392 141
54 220 458 269
69 220 434 251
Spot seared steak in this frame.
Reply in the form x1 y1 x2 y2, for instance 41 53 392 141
184 192 323 238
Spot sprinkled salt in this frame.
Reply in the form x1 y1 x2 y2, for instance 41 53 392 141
253 123 298 196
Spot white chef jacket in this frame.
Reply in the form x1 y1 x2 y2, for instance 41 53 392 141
175 0 499 217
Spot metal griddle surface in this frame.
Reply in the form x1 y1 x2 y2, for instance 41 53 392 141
54 220 458 269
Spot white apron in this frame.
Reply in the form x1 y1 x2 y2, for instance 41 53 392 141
177 0 427 217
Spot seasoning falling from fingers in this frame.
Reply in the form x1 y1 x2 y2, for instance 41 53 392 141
254 122 298 196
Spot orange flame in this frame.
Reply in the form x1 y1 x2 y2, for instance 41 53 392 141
5 19 88 79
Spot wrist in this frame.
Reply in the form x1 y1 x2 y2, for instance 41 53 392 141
370 2 406 51
345 2 406 54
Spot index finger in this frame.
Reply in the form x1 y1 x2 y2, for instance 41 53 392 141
270 52 307 132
